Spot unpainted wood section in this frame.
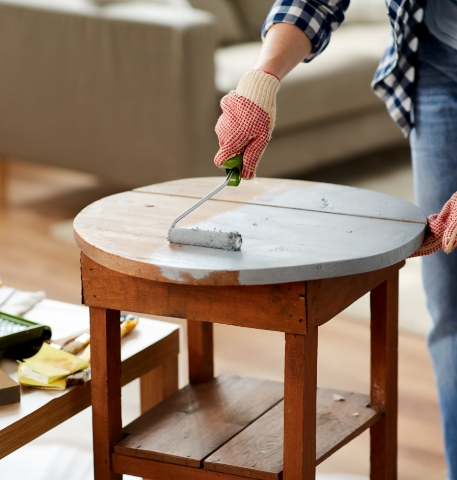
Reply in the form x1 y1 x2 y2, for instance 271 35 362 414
0 330 178 459
116 375 284 468
283 330 318 480
370 273 399 480
188 320 214 385
205 401 284 480
140 356 179 415
204 390 381 479
112 454 250 480
140 356 179 480
315 389 381 465
81 255 307 335
307 262 404 327
90 307 122 480
134 178 426 224
74 190 244 285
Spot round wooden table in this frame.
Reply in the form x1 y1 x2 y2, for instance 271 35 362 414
74 177 426 480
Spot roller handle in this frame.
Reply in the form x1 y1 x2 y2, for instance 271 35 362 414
222 154 243 187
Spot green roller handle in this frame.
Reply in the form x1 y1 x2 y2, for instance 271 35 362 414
222 154 243 187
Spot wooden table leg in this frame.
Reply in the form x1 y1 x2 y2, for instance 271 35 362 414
370 272 399 480
187 320 214 385
140 356 179 480
90 307 123 480
283 327 318 480
140 356 179 414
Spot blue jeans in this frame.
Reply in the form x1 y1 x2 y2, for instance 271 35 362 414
410 33 457 479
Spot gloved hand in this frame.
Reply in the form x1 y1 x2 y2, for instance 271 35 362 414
214 70 280 180
412 192 457 256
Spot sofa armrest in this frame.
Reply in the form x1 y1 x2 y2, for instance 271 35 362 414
0 0 218 185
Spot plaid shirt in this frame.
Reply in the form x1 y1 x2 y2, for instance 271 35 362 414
263 0 428 136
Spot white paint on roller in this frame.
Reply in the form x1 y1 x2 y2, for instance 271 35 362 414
168 227 242 251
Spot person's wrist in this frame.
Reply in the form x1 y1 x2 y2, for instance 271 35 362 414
235 70 280 134
256 70 280 81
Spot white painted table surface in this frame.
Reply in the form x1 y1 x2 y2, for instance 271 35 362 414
0 299 179 435
74 177 427 286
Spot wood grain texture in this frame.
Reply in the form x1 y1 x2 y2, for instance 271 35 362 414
204 390 381 479
0 368 20 406
90 307 122 480
283 330 318 480
307 261 404 327
205 402 284 480
134 178 426 224
112 454 250 480
315 389 381 465
116 375 284 468
74 178 426 286
370 273 399 480
188 320 214 385
140 356 179 415
81 255 307 334
140 357 179 480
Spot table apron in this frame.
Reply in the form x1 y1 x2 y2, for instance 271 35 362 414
81 255 404 335
81 255 307 335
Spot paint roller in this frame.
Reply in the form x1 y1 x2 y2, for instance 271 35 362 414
167 155 243 251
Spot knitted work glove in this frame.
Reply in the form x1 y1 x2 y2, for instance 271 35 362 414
412 192 457 257
214 70 280 180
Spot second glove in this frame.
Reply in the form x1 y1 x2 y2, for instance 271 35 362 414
214 70 280 180
412 192 457 257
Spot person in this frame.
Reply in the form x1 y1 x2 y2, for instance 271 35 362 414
213 0 457 478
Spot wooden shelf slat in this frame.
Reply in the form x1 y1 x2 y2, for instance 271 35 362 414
115 375 284 468
204 389 380 480
112 454 250 480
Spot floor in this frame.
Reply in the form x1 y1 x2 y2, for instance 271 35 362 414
0 151 447 479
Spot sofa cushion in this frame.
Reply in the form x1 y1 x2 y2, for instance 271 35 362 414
345 0 387 24
187 0 247 44
215 23 391 132
230 0 271 40
92 0 190 6
231 0 388 40
95 0 247 44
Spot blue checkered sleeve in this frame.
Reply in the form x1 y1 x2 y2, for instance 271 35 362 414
262 0 350 62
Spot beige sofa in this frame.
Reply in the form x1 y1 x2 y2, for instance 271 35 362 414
0 0 404 187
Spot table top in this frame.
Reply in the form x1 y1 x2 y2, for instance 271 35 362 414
0 299 179 455
74 177 426 286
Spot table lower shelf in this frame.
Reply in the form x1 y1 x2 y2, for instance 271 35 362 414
114 374 380 480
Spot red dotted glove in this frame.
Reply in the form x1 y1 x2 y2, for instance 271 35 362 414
412 192 457 257
214 70 280 180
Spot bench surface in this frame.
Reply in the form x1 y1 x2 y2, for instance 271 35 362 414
0 298 179 459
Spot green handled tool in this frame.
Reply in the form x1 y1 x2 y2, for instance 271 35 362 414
167 154 244 251
222 154 243 187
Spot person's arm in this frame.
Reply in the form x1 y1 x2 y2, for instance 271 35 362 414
214 23 312 179
214 0 349 179
254 23 313 80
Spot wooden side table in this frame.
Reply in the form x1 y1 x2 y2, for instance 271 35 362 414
74 178 426 480
0 299 180 460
